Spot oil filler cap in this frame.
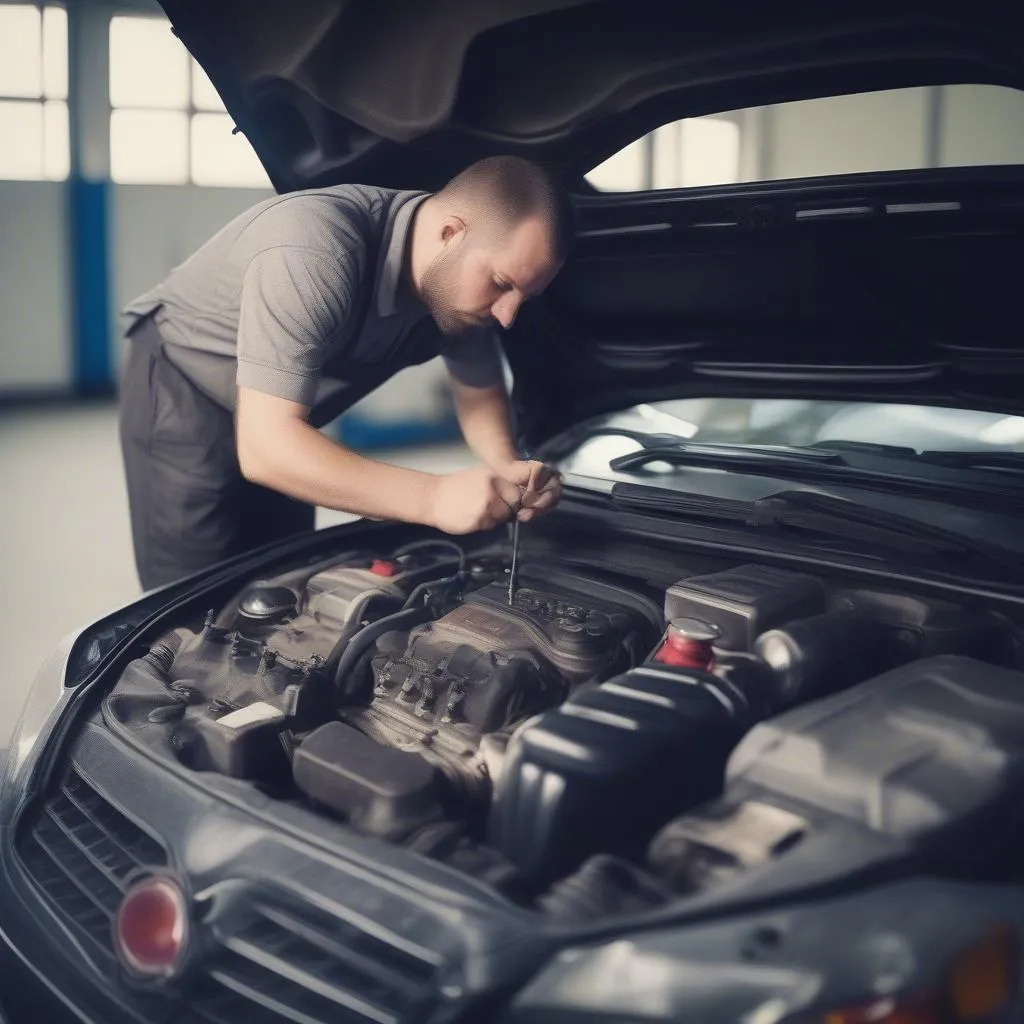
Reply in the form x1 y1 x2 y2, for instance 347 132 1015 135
239 584 298 622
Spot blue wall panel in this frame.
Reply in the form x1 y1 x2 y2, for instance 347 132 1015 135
69 177 112 395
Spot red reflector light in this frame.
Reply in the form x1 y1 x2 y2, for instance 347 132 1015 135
369 559 400 577
113 876 189 978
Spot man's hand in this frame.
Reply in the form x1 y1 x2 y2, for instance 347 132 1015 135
428 467 526 534
494 459 563 522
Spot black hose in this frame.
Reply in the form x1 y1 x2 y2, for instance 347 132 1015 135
396 542 469 613
400 573 468 612
393 539 467 575
333 606 432 697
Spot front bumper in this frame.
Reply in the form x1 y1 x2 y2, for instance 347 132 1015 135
0 719 552 1024
0 925 87 1024
6 706 1024 1023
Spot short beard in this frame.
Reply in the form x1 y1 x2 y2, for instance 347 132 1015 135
420 248 478 338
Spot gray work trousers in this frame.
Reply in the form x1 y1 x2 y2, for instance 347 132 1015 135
117 316 315 592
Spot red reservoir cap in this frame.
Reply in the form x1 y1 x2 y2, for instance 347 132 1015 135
369 559 400 577
653 617 721 671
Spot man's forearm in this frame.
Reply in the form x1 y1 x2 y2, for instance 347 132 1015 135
450 382 521 469
239 414 438 525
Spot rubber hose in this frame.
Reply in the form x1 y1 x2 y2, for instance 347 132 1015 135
333 606 432 696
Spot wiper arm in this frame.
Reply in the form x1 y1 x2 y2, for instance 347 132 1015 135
550 427 846 465
611 485 1021 569
609 440 844 472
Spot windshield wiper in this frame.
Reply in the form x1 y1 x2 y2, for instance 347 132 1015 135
605 437 1024 512
918 450 1024 473
814 441 1024 475
611 486 1023 571
549 427 847 465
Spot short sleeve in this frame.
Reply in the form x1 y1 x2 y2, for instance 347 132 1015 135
441 327 505 388
236 246 355 406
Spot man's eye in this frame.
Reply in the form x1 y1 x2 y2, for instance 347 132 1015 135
494 277 511 292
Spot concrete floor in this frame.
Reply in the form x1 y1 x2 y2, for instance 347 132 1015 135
0 402 474 747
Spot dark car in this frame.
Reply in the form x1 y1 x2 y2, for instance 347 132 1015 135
5 2 1024 1022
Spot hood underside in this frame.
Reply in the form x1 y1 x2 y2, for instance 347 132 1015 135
159 0 1024 191
158 0 1024 437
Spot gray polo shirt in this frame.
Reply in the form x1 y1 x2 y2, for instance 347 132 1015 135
123 185 503 427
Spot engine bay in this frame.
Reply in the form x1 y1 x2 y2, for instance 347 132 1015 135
103 527 1024 922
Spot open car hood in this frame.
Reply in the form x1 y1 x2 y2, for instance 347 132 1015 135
158 0 1024 445
158 0 1024 191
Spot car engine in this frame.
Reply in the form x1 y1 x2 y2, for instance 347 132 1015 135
104 533 1024 918
340 566 663 807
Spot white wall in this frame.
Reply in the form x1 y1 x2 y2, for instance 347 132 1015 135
109 183 273 374
110 182 452 423
939 84 1024 167
763 87 931 180
0 181 71 392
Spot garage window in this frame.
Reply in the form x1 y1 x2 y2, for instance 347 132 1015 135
586 84 1024 192
0 3 68 180
108 13 270 188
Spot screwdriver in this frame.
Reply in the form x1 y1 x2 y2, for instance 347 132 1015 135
507 508 522 606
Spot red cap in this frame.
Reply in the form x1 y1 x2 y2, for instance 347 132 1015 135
369 559 400 577
652 617 720 671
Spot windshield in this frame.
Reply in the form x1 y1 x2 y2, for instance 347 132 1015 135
555 399 1024 477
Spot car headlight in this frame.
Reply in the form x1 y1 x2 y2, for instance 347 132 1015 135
780 924 1018 1023
0 562 238 825
0 631 76 825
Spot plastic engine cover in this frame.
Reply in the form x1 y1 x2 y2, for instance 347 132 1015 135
649 655 1024 894
490 664 750 886
292 721 444 840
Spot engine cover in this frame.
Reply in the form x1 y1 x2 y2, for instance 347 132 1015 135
344 568 663 800
648 654 1024 896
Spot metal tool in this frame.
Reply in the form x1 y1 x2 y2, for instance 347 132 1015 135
507 511 522 606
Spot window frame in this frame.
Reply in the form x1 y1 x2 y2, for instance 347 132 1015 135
107 10 269 189
582 83 1024 195
0 2 69 182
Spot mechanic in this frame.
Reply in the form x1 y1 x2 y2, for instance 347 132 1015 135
118 156 574 591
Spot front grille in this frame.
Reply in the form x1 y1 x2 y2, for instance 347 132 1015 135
15 765 442 1023
14 764 169 964
189 901 442 1024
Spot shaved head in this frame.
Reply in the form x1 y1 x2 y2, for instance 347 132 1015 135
436 156 575 263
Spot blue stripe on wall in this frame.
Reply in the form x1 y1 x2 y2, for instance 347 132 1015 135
336 411 461 451
69 176 112 394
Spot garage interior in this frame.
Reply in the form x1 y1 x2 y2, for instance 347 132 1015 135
3 0 1024 741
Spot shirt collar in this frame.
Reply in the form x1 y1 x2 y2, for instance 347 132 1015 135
375 190 430 318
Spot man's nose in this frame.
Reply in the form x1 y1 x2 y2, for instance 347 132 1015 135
492 293 522 329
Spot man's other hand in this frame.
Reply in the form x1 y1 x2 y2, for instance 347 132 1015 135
429 467 525 534
495 460 563 522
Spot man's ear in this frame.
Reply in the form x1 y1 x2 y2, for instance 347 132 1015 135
440 216 467 246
